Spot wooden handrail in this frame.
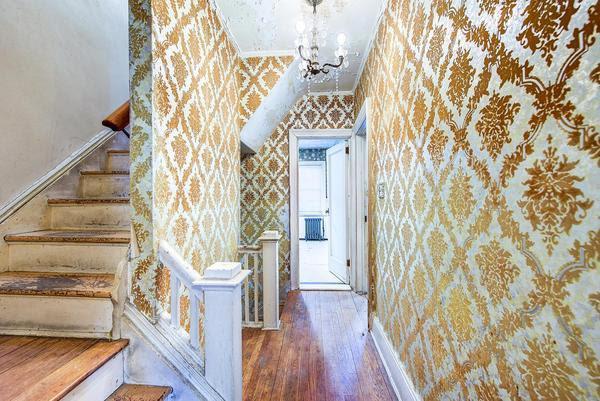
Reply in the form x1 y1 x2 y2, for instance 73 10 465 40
102 101 130 133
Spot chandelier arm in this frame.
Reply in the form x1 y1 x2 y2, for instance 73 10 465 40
321 56 344 73
298 45 311 63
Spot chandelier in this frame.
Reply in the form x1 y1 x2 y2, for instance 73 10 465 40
295 0 349 82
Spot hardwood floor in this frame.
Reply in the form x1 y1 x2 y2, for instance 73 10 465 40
0 336 127 401
243 291 397 401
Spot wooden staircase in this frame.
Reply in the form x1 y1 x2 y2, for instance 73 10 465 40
0 145 131 338
0 131 173 400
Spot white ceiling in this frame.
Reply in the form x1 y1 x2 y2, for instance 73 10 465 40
214 0 384 92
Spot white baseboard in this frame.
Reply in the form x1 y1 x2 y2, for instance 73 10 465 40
371 317 421 401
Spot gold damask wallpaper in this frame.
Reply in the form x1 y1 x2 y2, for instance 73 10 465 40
238 56 294 126
355 0 599 399
129 0 242 315
129 0 155 316
152 0 241 306
240 94 354 294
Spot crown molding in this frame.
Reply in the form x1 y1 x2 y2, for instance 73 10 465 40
352 0 389 92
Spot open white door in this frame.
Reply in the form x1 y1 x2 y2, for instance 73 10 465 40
326 141 348 283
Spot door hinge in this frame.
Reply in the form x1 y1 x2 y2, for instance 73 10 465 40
346 259 351 267
345 146 349 154
364 215 368 223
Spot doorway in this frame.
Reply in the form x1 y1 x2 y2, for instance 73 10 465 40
290 129 352 291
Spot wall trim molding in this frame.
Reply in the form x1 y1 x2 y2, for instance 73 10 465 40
371 317 422 401
0 128 116 225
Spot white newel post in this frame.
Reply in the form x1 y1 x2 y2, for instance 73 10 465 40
196 262 250 401
259 230 281 330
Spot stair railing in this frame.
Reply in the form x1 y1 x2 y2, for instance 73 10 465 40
158 241 249 401
102 100 130 137
238 230 281 330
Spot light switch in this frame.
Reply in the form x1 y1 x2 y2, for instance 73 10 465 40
377 183 385 199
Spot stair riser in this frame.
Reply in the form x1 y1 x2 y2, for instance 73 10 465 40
0 295 113 338
50 204 130 230
63 352 124 401
8 243 127 273
81 176 130 198
106 154 130 171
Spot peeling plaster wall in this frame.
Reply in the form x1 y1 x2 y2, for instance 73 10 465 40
0 0 128 209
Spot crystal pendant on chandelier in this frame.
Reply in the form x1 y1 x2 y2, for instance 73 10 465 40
296 0 348 83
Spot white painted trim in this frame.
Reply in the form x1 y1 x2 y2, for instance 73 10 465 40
371 317 422 401
239 49 296 58
0 128 116 224
351 99 370 294
289 129 352 291
352 0 389 92
123 303 223 400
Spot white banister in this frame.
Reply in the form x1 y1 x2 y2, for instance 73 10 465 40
158 241 250 401
259 231 281 330
158 241 204 351
195 262 250 401
238 230 281 330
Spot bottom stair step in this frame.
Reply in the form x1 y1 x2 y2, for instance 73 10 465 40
106 384 173 401
0 336 128 401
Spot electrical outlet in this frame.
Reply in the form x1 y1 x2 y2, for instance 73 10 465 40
377 183 385 199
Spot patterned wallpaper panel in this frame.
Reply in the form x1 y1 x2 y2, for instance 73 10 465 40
299 148 327 161
152 0 241 309
129 0 241 318
129 0 155 316
238 56 294 126
240 94 354 295
355 0 599 399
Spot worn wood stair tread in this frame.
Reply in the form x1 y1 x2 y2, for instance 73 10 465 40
48 197 130 205
106 149 130 154
4 229 130 244
0 272 114 298
1 337 129 401
106 384 173 401
80 170 130 175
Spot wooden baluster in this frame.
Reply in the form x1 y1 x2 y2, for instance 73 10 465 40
253 254 259 324
170 274 180 329
243 254 249 325
190 293 200 349
259 231 281 330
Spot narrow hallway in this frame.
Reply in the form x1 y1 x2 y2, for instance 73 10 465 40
242 291 396 401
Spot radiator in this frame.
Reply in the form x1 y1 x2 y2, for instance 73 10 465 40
304 218 325 241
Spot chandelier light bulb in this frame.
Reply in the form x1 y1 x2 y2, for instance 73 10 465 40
337 33 347 46
296 20 306 34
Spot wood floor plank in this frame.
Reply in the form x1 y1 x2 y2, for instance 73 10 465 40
242 290 396 401
0 336 38 359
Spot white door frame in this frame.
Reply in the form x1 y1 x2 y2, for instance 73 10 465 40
351 99 370 294
289 128 352 290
